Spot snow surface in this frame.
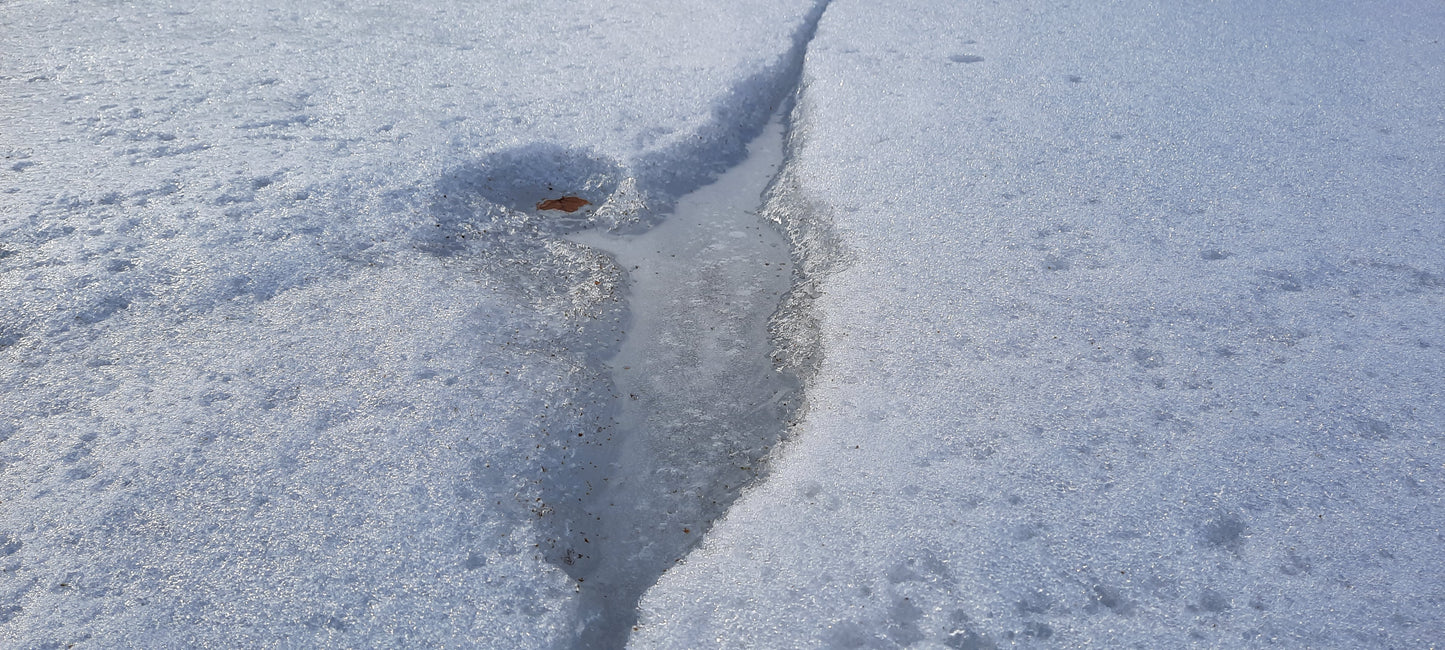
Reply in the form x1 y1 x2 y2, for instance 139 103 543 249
1 0 822 646
4 0 1444 647
634 0 1445 647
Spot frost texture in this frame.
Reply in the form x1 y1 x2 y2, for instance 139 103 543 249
634 0 1445 647
0 0 822 646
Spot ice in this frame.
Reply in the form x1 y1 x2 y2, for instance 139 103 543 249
5 0 1443 646
563 114 794 646
0 0 824 646
633 0 1445 647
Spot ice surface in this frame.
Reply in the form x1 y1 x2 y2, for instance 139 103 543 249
634 0 1445 647
564 115 794 647
0 0 823 646
6 0 1444 646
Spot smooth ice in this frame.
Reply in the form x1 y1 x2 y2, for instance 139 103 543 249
564 114 794 647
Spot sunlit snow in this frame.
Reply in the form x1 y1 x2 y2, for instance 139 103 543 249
3 0 1442 648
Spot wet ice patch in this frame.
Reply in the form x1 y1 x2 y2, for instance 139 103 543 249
560 113 796 648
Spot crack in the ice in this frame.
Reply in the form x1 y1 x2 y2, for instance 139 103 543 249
417 2 836 647
555 3 838 647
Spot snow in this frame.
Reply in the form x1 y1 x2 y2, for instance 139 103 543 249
4 0 1444 647
632 0 1445 647
1 0 821 646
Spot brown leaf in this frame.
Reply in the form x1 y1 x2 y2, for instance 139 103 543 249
536 196 590 212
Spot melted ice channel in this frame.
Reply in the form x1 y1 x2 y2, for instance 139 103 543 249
563 114 796 646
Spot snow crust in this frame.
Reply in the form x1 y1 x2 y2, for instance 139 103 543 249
1 0 821 646
6 0 1444 646
633 0 1445 647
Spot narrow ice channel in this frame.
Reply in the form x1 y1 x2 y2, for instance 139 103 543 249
563 114 796 647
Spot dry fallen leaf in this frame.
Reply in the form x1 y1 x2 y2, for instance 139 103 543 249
536 196 590 212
